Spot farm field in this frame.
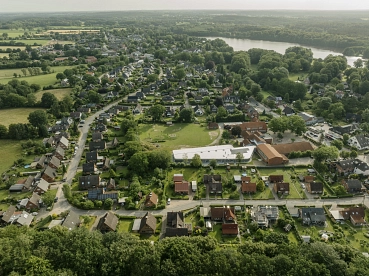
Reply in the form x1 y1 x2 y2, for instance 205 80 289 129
0 107 47 127
12 39 51 46
0 29 26 38
0 53 9 58
0 139 35 174
35 88 72 101
138 123 219 151
0 65 75 86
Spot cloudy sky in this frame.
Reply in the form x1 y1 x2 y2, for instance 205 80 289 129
3 0 369 13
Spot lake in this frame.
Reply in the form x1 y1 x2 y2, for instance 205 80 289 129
205 37 362 67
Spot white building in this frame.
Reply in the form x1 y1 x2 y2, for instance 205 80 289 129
348 135 369 150
172 145 255 164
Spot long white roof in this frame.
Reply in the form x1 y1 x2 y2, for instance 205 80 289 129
173 145 255 161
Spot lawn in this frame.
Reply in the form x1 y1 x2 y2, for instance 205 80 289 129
34 88 72 101
0 203 10 211
288 72 308 82
0 189 32 202
208 224 240 244
0 107 47 127
117 218 134 233
139 123 219 150
0 140 24 174
80 215 97 230
251 189 275 200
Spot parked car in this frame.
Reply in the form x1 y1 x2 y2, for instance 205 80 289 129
167 198 171 205
54 197 58 203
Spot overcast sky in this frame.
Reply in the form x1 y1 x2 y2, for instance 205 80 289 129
3 0 369 13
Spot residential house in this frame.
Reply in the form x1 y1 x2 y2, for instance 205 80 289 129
306 181 323 194
58 136 69 149
139 212 157 234
77 107 91 113
136 91 145 100
54 146 65 161
79 175 101 190
304 175 315 183
224 104 236 113
245 105 259 122
48 156 61 170
208 122 219 129
339 207 366 226
62 210 80 230
13 175 35 191
342 179 363 193
256 144 289 165
92 132 104 142
193 105 204 116
252 206 279 228
203 174 222 194
269 175 283 182
9 184 28 193
144 192 158 208
69 112 82 120
1 205 17 224
162 95 175 102
299 207 326 226
89 141 106 151
34 179 49 195
274 182 290 195
97 212 118 232
210 104 218 113
87 188 118 201
173 174 189 194
83 162 96 175
354 161 369 176
335 159 357 175
210 207 236 222
166 211 191 237
194 95 203 103
298 112 317 125
25 193 41 210
330 124 359 136
335 90 345 99
86 151 98 163
133 104 143 114
348 135 369 150
127 96 139 103
107 178 116 190
42 166 57 183
241 181 257 194
283 106 295 116
222 223 239 235
14 211 34 227
102 157 111 171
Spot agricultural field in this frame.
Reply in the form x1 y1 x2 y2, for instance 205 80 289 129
0 140 26 174
12 39 51 46
0 108 47 127
35 88 72 101
0 53 9 58
138 123 219 151
0 29 26 38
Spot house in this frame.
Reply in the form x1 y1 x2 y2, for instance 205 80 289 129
330 124 359 136
69 112 82 120
256 144 289 165
166 211 191 237
77 107 91 113
335 159 357 175
83 162 96 175
210 104 218 113
245 105 259 121
25 193 41 210
79 175 101 190
224 104 236 113
19 175 35 191
241 182 257 194
283 106 295 116
193 105 204 116
34 179 49 195
14 211 34 227
144 192 158 208
173 174 189 194
97 212 118 232
92 132 104 142
239 122 267 133
62 210 80 230
133 104 143 114
342 179 363 193
339 207 366 226
162 95 175 102
102 157 111 171
299 207 326 226
274 183 290 195
222 223 239 235
208 122 219 129
58 136 69 149
9 184 28 193
107 178 116 190
86 151 98 163
127 96 139 103
42 166 57 183
271 142 314 156
251 206 279 228
194 95 203 103
269 175 284 183
203 174 222 194
210 207 236 222
335 90 345 99
298 112 317 125
354 161 369 176
348 135 369 150
54 146 65 161
85 56 97 63
346 113 362 123
87 188 118 201
306 181 323 194
304 176 315 183
1 205 17 224
89 141 106 151
48 156 61 169
139 212 157 234
36 155 47 169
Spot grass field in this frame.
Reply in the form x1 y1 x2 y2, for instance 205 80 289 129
0 29 26 38
0 53 9 58
117 219 134 233
35 88 72 101
0 107 47 127
0 65 75 86
0 189 32 202
139 123 219 151
0 140 25 173
12 39 50 46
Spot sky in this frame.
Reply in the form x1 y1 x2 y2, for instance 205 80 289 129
2 0 369 13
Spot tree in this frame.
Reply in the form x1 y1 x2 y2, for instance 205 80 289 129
28 110 48 128
56 72 66 80
287 115 307 136
148 104 165 122
343 133 350 145
42 190 55 206
128 152 148 175
191 154 202 168
350 150 358 158
123 141 143 160
0 124 8 139
21 68 27 77
236 152 243 166
257 180 265 192
175 68 186 80
104 198 114 210
312 146 339 162
354 58 363 68
120 119 137 135
216 106 227 121
268 117 288 133
330 140 343 150
231 125 242 137
209 159 217 168
178 108 194 123
40 92 57 108
146 74 158 83
362 109 369 123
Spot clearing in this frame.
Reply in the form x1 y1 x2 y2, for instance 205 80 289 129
0 108 47 127
35 88 72 101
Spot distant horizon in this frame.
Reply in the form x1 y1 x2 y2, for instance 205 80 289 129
3 0 369 13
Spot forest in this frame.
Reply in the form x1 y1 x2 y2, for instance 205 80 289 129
1 225 369 276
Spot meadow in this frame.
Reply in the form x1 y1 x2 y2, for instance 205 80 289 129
0 140 24 174
0 107 47 127
35 88 72 101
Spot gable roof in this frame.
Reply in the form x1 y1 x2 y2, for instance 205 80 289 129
340 207 365 220
1 205 16 223
79 175 100 189
86 151 98 163
275 182 290 192
145 192 158 206
49 156 61 168
100 211 118 231
222 223 238 235
353 135 369 148
83 162 95 174
211 207 236 221
283 106 295 114
175 181 188 193
257 144 285 160
23 175 35 189
62 210 80 230
167 211 185 227
308 181 323 192
139 212 156 232
29 193 41 207
36 179 49 192
241 182 257 193
344 179 362 189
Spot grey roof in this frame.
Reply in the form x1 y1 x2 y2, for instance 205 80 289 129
346 179 362 189
28 193 41 207
139 212 157 232
24 176 35 189
79 175 100 189
36 179 49 192
16 212 34 226
89 141 106 151
354 135 369 148
300 207 326 224
83 163 95 174
283 106 295 114
86 151 98 163
49 156 61 168
9 184 25 192
62 210 80 230
59 136 69 148
1 205 16 223
43 166 57 181
92 132 103 141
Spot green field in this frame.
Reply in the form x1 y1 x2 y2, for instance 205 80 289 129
0 65 75 86
0 140 25 174
0 53 9 58
0 107 47 127
139 123 219 151
0 29 27 38
12 39 50 46
117 219 134 233
35 88 72 101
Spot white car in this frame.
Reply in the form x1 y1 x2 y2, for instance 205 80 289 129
251 169 256 173
167 198 171 205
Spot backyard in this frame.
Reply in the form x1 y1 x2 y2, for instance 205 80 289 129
117 218 134 233
0 139 26 174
